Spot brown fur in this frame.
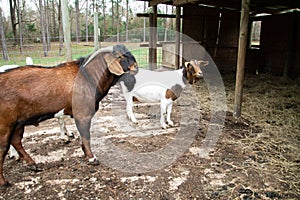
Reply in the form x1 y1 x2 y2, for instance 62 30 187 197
0 46 138 187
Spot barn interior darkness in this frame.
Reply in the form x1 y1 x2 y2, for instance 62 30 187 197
142 0 300 78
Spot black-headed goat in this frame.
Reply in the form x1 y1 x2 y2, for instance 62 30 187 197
0 44 138 188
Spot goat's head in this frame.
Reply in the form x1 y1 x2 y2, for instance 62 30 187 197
104 44 138 76
184 59 209 84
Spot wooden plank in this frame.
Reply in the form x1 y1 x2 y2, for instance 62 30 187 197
233 0 250 118
173 0 199 6
149 0 172 6
136 13 183 18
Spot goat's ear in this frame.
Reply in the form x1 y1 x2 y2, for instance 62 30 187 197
104 53 124 76
184 61 191 68
199 60 209 67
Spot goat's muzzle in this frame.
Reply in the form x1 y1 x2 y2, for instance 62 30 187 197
129 63 139 75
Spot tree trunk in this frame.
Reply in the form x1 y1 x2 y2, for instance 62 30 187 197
61 0 72 61
102 0 106 39
125 0 128 42
116 0 119 42
44 0 50 51
111 0 114 35
39 0 48 57
94 3 99 51
85 0 89 43
17 0 23 53
0 7 9 60
9 0 17 45
58 0 63 56
52 0 57 37
75 0 80 43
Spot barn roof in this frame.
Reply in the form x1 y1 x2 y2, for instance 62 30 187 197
140 0 300 15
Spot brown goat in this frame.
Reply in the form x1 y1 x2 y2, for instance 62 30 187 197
0 44 138 188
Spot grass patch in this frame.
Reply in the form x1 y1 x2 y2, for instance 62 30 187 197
0 42 162 68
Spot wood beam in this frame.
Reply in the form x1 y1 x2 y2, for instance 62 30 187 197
233 0 250 118
136 13 183 18
173 0 199 6
175 6 181 69
149 5 158 70
149 0 172 6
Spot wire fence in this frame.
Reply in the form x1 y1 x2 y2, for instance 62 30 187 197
0 32 169 67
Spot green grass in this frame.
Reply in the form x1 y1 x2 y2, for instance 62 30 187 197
0 42 162 68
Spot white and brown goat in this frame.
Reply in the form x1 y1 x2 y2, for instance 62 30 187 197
0 44 138 188
120 59 208 129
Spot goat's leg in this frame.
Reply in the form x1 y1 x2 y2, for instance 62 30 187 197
160 100 168 129
166 102 174 127
10 126 37 170
0 125 11 188
125 94 137 123
58 117 73 143
75 117 99 165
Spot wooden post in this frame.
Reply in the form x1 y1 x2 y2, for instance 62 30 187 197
283 13 296 78
149 13 154 69
175 6 181 69
61 0 72 61
149 6 157 70
233 0 250 118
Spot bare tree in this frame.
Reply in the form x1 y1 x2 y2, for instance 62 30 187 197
61 0 72 61
39 0 48 56
125 0 128 41
116 0 119 42
44 0 50 51
101 0 106 39
58 0 63 56
17 0 23 53
9 0 17 44
85 0 88 43
93 0 99 50
0 7 9 60
51 0 57 37
75 0 80 43
111 0 114 34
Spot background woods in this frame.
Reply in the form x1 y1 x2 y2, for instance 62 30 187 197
0 0 177 61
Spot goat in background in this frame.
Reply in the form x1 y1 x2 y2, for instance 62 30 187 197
120 59 208 129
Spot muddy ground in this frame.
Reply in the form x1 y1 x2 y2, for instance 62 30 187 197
1 74 299 199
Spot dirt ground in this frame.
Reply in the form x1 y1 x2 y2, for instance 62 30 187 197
1 74 299 200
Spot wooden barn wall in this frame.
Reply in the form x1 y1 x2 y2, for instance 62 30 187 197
182 5 240 73
260 12 300 77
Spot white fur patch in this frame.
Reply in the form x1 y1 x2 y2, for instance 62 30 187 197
54 109 65 118
0 65 20 72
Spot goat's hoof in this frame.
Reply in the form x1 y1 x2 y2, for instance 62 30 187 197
68 132 75 138
168 121 174 127
28 164 43 172
88 158 100 166
161 124 167 129
8 155 20 161
0 182 11 190
130 119 138 124
63 139 71 144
